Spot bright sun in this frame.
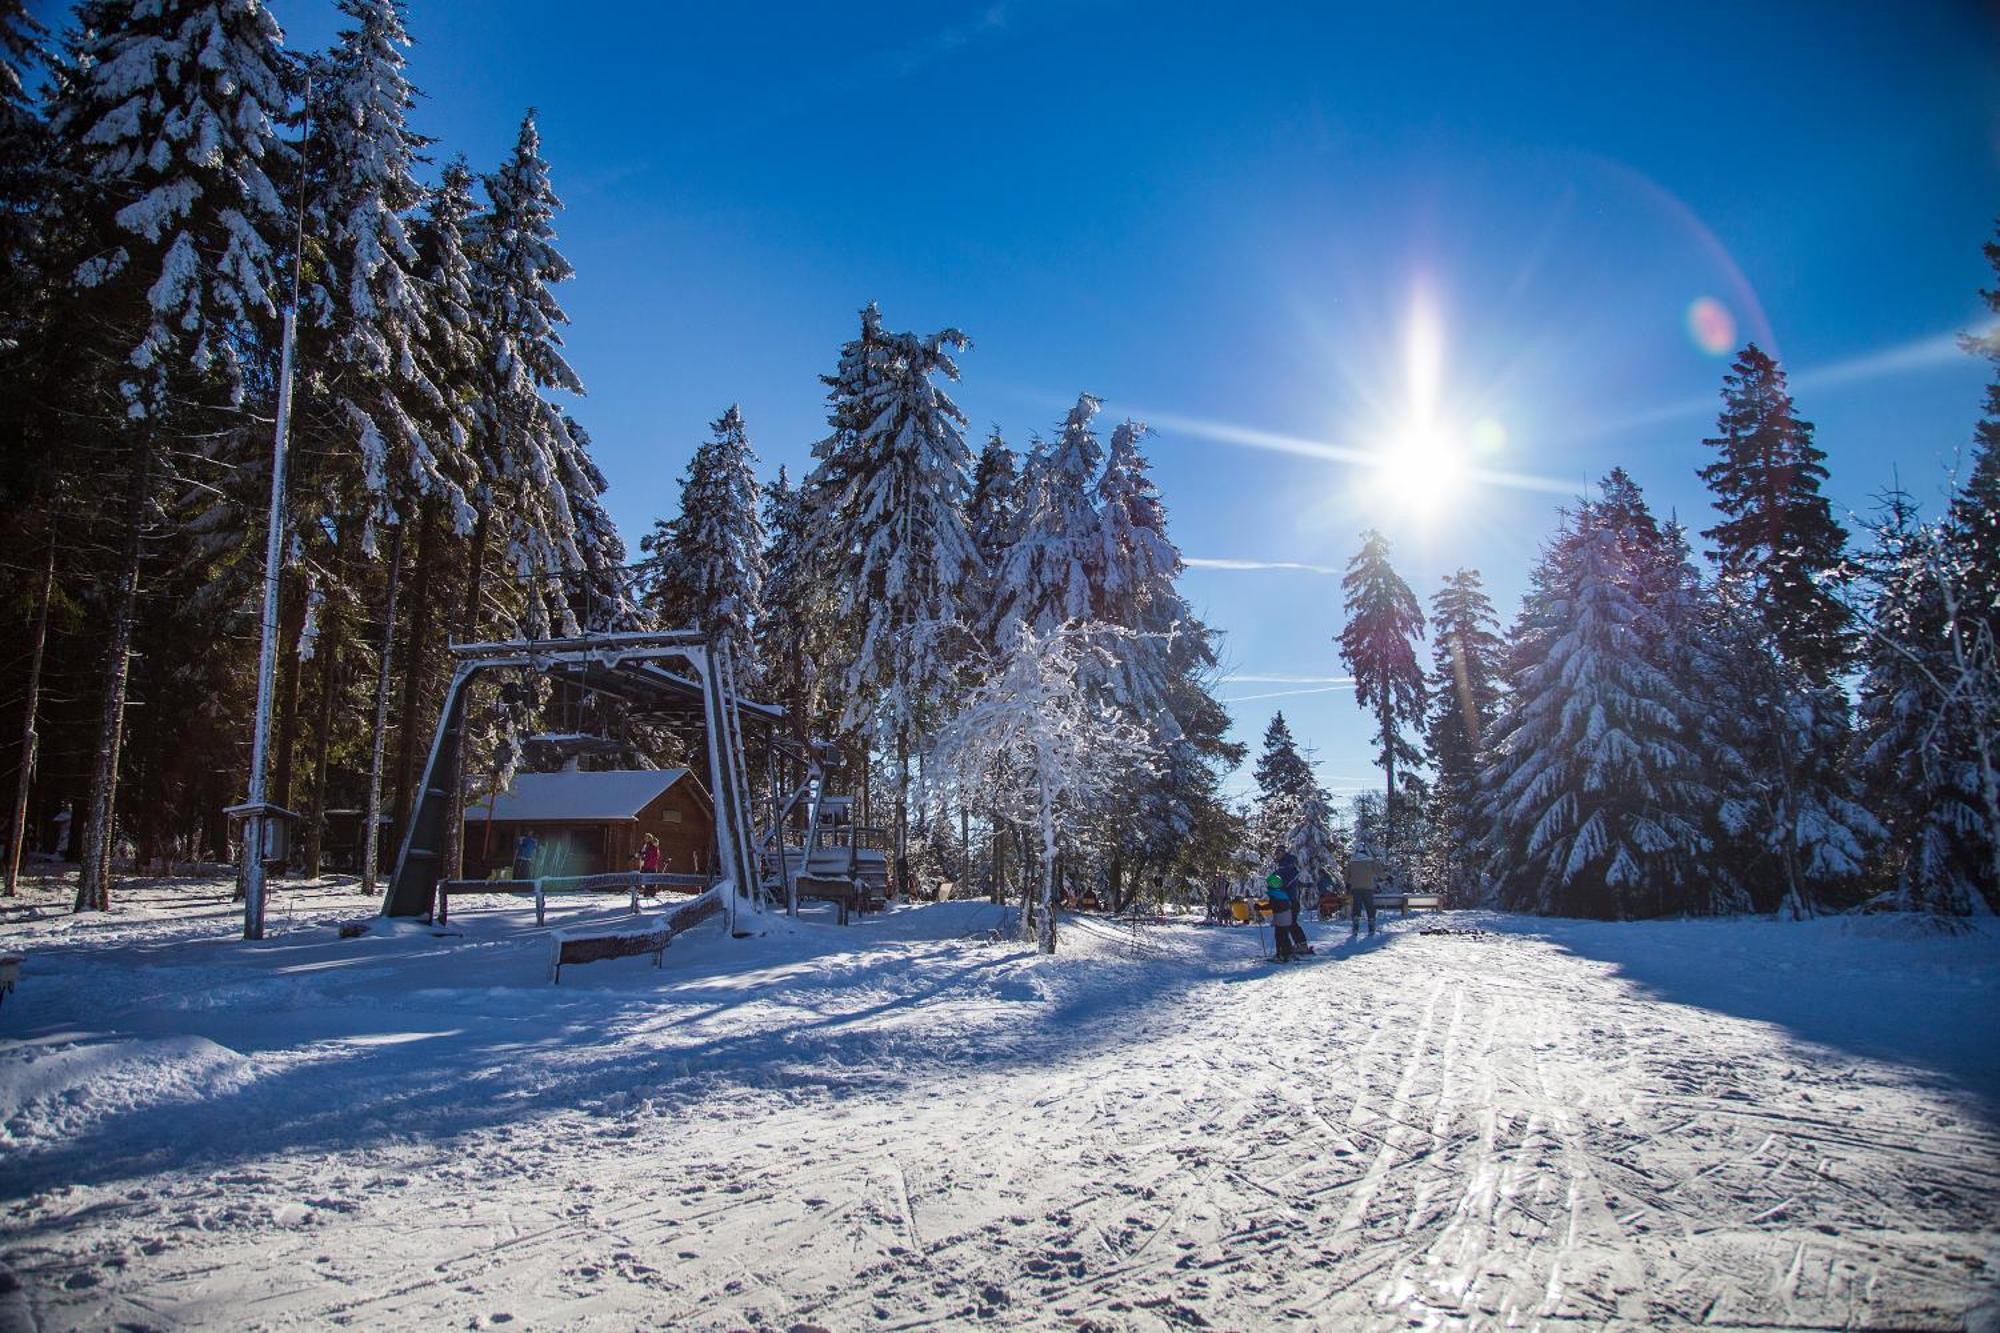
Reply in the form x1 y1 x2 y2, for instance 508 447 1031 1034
1363 284 1474 515
1373 422 1469 513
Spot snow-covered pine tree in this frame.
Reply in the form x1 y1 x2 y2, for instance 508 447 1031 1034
1423 567 1503 904
1699 344 1853 681
552 411 639 633
468 110 588 639
1477 495 1713 918
1854 491 1993 915
304 0 471 546
639 405 766 679
47 0 290 910
992 395 1105 636
1252 711 1318 854
1338 529 1426 848
968 427 1020 576
803 304 980 894
1288 794 1340 895
757 465 843 744
1696 351 1873 915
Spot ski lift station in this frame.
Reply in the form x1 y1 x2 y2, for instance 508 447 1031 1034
378 629 887 956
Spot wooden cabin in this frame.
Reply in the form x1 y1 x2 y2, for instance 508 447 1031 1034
463 767 714 880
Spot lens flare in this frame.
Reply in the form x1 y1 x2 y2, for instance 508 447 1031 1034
1687 296 1736 356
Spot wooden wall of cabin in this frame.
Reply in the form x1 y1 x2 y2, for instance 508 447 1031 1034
633 783 713 875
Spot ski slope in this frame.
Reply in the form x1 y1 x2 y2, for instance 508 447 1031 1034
1 877 1995 1329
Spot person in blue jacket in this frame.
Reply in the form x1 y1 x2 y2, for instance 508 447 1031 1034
1266 846 1314 961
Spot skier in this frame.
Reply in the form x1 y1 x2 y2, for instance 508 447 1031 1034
637 833 662 875
1266 846 1313 960
1346 841 1383 938
512 829 540 882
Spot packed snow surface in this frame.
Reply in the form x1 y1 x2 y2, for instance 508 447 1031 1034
1 876 1995 1330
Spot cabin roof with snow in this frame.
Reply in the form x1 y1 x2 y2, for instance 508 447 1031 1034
465 769 699 825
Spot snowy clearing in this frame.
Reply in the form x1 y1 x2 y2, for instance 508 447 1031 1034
1 876 1996 1330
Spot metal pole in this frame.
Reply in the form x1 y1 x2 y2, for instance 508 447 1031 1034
245 72 310 941
244 303 297 940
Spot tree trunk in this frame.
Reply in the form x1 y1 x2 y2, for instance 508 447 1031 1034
1381 696 1397 852
271 570 307 817
300 602 342 879
391 509 437 841
77 438 151 913
894 731 909 902
6 529 55 896
461 508 488 639
1037 781 1057 955
362 525 406 896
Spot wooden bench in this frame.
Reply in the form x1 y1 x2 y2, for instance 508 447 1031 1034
548 888 724 983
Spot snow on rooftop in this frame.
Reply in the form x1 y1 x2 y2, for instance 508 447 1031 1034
466 769 691 824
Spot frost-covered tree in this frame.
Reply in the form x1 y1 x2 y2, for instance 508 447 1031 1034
968 427 1020 574
639 404 766 679
47 0 290 910
1854 491 1996 915
992 394 1105 635
1338 529 1426 845
1252 712 1317 853
804 304 980 892
1424 567 1503 904
1289 794 1341 892
469 110 588 638
926 619 1151 954
1478 491 1715 918
304 0 470 544
1699 344 1852 681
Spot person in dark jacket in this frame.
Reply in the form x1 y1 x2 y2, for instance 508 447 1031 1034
1267 847 1314 960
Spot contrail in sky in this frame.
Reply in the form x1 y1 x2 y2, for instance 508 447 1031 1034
1186 556 1343 575
1223 673 1354 684
1222 683 1358 703
1142 408 1578 496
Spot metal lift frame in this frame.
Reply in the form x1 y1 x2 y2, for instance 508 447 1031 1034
377 630 780 937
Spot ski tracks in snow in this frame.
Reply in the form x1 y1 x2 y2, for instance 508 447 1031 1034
1 897 1995 1329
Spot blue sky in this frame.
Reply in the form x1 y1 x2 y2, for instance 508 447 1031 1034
249 1 2000 803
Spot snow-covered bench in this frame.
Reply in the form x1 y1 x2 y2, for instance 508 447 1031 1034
1374 891 1442 915
547 884 725 983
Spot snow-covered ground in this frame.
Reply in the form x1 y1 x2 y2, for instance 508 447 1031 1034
1 874 1995 1330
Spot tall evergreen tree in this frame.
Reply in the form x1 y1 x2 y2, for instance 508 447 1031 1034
46 0 290 910
639 404 766 678
804 304 980 893
992 394 1105 636
1698 344 1852 680
1252 711 1317 852
1423 567 1503 903
1477 494 1713 917
1338 529 1426 845
469 110 588 638
0 0 46 351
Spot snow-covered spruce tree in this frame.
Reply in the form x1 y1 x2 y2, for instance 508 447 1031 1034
1854 492 1994 916
303 0 471 548
968 426 1020 580
1697 349 1872 914
1477 494 1714 918
803 304 980 895
992 394 1105 635
46 0 290 910
1092 416 1242 903
926 619 1152 954
1252 712 1318 856
639 404 766 679
468 110 589 640
758 465 845 747
1338 529 1426 850
552 411 639 633
1289 794 1341 894
1700 344 1853 680
1423 567 1504 905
